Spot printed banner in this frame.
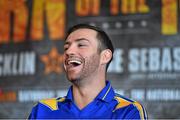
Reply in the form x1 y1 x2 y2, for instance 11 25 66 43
0 0 180 118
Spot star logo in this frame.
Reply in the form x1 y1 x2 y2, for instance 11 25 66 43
40 47 64 74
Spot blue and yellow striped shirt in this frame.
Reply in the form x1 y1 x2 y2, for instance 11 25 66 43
28 81 147 119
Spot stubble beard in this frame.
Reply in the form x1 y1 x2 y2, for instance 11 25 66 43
68 53 100 87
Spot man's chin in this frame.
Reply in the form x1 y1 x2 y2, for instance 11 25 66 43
68 78 82 85
67 75 79 82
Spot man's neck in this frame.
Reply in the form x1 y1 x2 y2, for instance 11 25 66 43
72 78 106 110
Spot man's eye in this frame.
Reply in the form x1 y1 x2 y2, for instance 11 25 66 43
64 47 68 51
78 44 86 47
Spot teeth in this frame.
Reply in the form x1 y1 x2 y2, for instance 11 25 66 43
68 60 82 65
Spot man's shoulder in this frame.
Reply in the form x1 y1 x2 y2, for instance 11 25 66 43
114 93 135 110
114 93 145 110
35 97 66 111
28 97 66 119
113 93 147 119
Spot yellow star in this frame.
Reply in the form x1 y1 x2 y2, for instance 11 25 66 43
41 47 64 74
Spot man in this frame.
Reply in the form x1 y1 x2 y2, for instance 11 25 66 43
28 24 147 119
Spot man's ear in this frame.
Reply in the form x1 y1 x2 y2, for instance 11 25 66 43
100 49 112 65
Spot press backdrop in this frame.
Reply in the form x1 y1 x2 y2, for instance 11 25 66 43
0 0 180 118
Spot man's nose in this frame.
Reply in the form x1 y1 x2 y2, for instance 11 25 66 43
65 45 76 56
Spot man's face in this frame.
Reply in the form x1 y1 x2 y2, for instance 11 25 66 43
63 28 101 82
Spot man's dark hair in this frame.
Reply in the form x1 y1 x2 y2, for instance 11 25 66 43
65 24 114 70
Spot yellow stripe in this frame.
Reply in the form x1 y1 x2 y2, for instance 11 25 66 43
40 97 65 111
40 98 58 111
133 102 145 120
114 96 131 110
57 97 65 102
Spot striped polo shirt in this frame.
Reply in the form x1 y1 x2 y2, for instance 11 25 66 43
28 81 147 119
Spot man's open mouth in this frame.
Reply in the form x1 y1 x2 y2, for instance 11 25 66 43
66 58 83 68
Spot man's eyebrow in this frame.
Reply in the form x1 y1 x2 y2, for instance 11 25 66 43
64 38 90 45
